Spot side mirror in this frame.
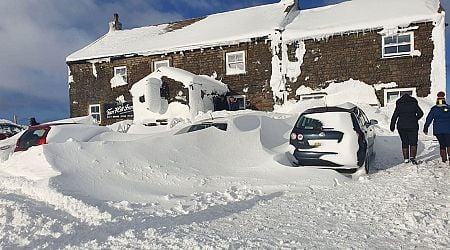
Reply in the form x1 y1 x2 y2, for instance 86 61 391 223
369 119 378 126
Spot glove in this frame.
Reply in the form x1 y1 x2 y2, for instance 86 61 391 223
423 129 428 135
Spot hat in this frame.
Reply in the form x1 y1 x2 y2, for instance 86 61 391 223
437 91 446 105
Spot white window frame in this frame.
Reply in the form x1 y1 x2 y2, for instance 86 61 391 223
226 51 246 75
89 104 101 124
153 60 170 71
299 93 327 101
382 32 414 58
228 95 246 110
114 66 127 82
383 87 417 106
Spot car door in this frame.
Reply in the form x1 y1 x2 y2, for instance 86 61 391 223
358 109 375 152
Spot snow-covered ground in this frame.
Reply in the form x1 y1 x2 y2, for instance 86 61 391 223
0 102 449 248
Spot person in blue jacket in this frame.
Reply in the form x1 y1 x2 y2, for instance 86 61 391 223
423 91 450 164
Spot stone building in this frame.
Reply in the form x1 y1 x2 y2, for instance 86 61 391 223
66 0 446 125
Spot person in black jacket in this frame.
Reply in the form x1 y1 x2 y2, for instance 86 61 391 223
390 93 424 164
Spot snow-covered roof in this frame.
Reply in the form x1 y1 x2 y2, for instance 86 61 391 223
67 0 442 63
283 0 442 41
66 1 294 62
130 66 228 95
0 119 20 126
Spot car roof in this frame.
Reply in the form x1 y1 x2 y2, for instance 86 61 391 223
302 103 358 115
28 123 81 129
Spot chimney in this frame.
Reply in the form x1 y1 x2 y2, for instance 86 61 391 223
108 13 122 32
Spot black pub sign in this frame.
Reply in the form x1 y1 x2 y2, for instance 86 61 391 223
104 102 134 119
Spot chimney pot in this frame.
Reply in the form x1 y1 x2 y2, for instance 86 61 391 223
108 13 122 32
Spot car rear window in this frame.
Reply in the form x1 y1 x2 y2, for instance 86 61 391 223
17 128 48 150
295 112 351 131
187 123 227 133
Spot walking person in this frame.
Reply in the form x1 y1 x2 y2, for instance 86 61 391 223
423 91 450 165
390 93 424 165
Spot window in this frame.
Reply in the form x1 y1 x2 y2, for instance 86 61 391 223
295 116 324 131
154 60 170 71
227 95 246 110
382 32 414 58
226 51 246 75
114 66 127 82
384 88 416 105
299 93 327 101
89 104 101 123
356 108 370 127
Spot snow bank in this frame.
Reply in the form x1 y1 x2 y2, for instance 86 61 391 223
276 79 379 114
1 96 450 248
324 79 379 106
1 112 346 208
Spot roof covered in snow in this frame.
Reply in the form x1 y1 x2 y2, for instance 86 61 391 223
66 1 294 62
130 66 229 95
66 0 442 62
283 0 442 41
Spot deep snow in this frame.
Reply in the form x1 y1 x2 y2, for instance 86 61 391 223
0 101 449 248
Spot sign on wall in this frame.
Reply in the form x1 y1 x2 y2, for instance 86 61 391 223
104 102 134 119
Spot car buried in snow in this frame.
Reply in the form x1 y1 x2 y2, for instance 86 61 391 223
289 103 377 174
0 121 25 141
14 123 111 152
174 121 228 135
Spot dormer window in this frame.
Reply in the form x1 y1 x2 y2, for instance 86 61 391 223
382 32 414 58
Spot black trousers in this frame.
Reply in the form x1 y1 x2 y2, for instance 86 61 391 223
398 129 418 148
435 134 450 150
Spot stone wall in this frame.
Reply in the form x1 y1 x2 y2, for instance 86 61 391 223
68 22 436 124
68 40 274 125
286 22 434 105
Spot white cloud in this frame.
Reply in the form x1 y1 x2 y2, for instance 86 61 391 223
0 0 183 120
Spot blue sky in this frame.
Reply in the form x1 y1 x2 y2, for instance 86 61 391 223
0 0 448 124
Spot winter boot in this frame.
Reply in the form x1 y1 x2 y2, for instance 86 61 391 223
447 147 450 166
402 148 410 163
440 149 448 163
410 146 418 165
